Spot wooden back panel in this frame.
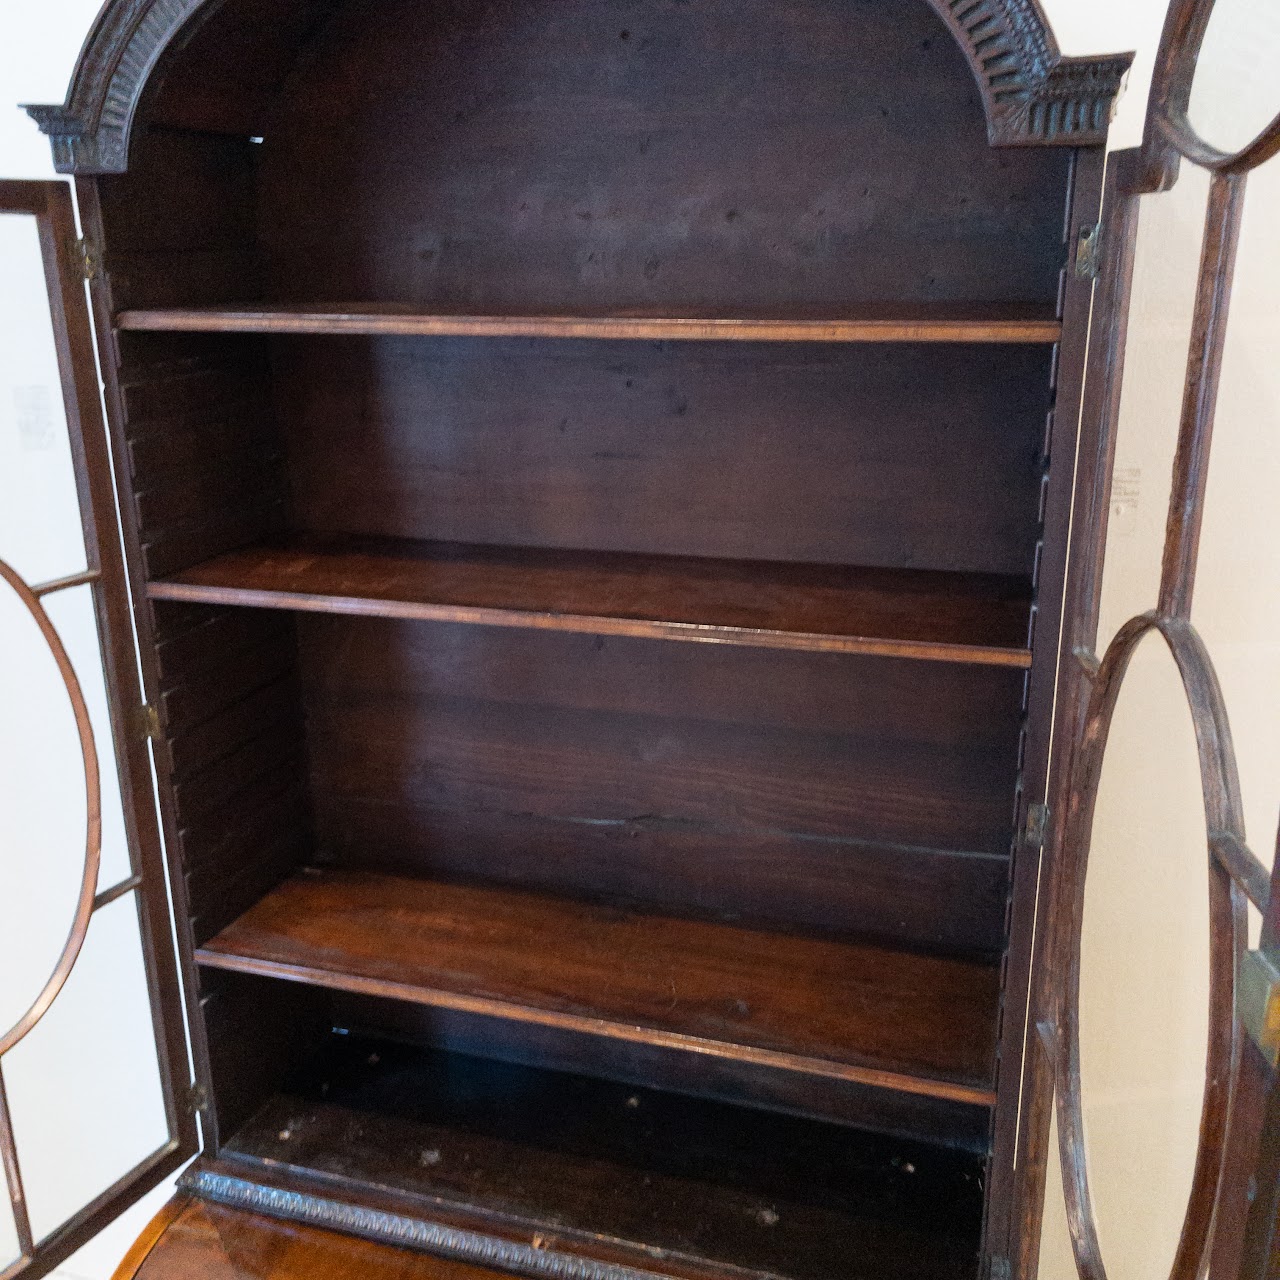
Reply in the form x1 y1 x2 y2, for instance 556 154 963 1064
274 335 1053 575
299 616 1022 955
255 0 1071 311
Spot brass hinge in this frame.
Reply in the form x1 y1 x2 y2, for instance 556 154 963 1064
132 702 162 741
1074 223 1102 280
1239 948 1280 1069
74 236 99 282
187 1082 210 1115
1025 803 1050 849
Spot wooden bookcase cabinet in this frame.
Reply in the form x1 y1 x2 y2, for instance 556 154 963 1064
25 0 1132 1276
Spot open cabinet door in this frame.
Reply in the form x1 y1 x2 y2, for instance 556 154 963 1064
0 179 197 1280
1010 2 1280 1277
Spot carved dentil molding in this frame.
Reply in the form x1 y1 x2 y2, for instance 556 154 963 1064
25 0 1133 173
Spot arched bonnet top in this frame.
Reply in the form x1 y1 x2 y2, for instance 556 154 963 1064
27 0 1133 174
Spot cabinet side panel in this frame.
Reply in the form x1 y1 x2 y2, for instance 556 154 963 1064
81 136 313 1150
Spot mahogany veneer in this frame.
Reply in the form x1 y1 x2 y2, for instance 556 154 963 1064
195 870 999 1105
147 536 1033 666
117 1199 513 1280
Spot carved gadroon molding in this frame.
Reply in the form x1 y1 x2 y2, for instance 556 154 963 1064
25 0 1133 174
180 1169 675 1280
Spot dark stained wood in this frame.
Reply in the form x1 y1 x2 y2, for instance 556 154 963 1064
74 157 262 1228
1007 151 1143 1280
1157 171 1246 620
147 535 1033 667
215 1034 985 1280
25 0 1137 1268
28 0 1130 174
271 336 1052 577
197 970 330 1147
980 145 1107 1270
195 869 1000 1104
144 599 312 948
116 304 1062 344
318 806 1012 956
296 617 1021 950
253 0 1071 313
332 995 993 1150
90 129 263 311
75 144 304 1181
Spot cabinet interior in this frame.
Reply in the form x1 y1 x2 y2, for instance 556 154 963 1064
86 0 1081 1273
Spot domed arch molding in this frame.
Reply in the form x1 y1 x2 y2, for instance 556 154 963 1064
25 0 1133 175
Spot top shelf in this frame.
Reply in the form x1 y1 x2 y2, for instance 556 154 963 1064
114 303 1063 344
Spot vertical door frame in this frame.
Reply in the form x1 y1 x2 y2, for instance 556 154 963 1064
0 178 196 1280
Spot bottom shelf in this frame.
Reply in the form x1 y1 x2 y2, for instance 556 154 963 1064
194 869 999 1106
213 1033 984 1280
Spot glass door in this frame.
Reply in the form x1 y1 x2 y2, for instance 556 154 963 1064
0 179 196 1280
1030 2 1280 1277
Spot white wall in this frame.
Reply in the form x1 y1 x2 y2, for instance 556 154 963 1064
0 2 1276 1278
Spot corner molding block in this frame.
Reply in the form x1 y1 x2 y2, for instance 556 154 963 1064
26 0 1133 174
25 0 207 175
935 0 1132 146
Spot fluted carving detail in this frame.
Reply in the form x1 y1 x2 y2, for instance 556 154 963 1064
25 0 1132 173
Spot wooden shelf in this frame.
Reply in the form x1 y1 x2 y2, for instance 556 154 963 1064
195 870 1000 1106
147 535 1033 667
114 302 1062 344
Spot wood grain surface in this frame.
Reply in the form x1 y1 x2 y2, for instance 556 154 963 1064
147 535 1033 666
195 869 999 1102
124 1199 507 1280
116 304 1062 344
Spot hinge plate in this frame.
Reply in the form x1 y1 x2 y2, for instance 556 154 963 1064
987 1256 1012 1280
187 1082 210 1115
1074 223 1102 280
1239 948 1280 1068
74 235 99 282
132 702 162 740
1025 803 1050 849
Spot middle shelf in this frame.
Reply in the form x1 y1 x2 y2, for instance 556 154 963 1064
147 534 1033 666
194 868 1000 1107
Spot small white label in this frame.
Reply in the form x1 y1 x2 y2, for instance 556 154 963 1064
1110 465 1141 536
14 385 56 451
